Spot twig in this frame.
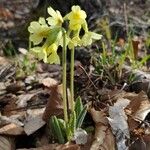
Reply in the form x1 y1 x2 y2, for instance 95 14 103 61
78 64 98 89
123 3 128 35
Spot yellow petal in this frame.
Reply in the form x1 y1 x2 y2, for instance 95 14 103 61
48 52 60 64
39 17 46 25
72 6 81 12
47 43 60 64
47 7 57 18
47 17 57 26
47 43 57 54
69 22 81 30
91 32 102 40
81 32 102 46
31 47 47 63
30 34 43 45
28 22 40 33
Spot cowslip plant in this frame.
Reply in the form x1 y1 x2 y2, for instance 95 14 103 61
28 5 101 144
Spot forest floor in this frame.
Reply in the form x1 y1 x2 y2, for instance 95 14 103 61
0 0 150 150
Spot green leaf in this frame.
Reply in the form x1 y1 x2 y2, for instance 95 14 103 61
66 123 72 141
76 105 87 128
57 118 67 139
66 111 77 141
69 111 76 133
75 96 83 117
51 116 65 144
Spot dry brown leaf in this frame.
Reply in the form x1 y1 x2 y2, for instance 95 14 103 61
0 56 10 65
16 93 36 108
125 91 150 130
0 82 6 91
42 84 63 122
0 135 15 150
24 109 46 135
132 36 140 59
6 81 25 94
0 123 24 135
89 108 115 150
17 143 80 150
0 7 14 20
2 95 18 116
42 77 58 88
56 143 80 150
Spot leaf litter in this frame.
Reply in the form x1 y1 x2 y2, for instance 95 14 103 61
0 0 150 149
1 53 150 149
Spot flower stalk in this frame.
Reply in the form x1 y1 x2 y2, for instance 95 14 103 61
62 29 68 122
70 47 75 112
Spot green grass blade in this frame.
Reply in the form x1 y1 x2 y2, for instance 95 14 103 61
76 105 87 128
75 96 83 117
51 116 65 144
57 118 67 139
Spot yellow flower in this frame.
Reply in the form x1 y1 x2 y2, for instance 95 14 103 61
28 17 50 45
31 43 60 64
68 36 81 49
81 32 102 46
65 5 87 30
47 7 63 27
47 43 60 64
31 46 47 63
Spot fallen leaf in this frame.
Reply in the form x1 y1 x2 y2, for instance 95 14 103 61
24 108 46 135
108 98 130 150
16 93 36 108
16 143 80 150
0 135 15 150
42 77 58 88
0 123 24 135
0 56 10 65
89 108 115 150
16 90 43 108
0 114 24 126
42 84 64 122
0 7 14 20
125 91 150 130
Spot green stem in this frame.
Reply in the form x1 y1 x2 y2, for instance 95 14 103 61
29 36 31 51
62 29 68 122
70 47 75 112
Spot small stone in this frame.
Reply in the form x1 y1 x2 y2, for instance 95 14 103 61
74 128 88 145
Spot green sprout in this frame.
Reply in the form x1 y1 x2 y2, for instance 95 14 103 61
28 5 101 143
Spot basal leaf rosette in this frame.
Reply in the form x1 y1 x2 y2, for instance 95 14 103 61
28 17 50 45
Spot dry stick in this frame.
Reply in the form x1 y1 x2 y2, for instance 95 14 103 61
124 2 128 35
110 21 148 29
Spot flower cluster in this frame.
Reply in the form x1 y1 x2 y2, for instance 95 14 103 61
28 5 102 64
